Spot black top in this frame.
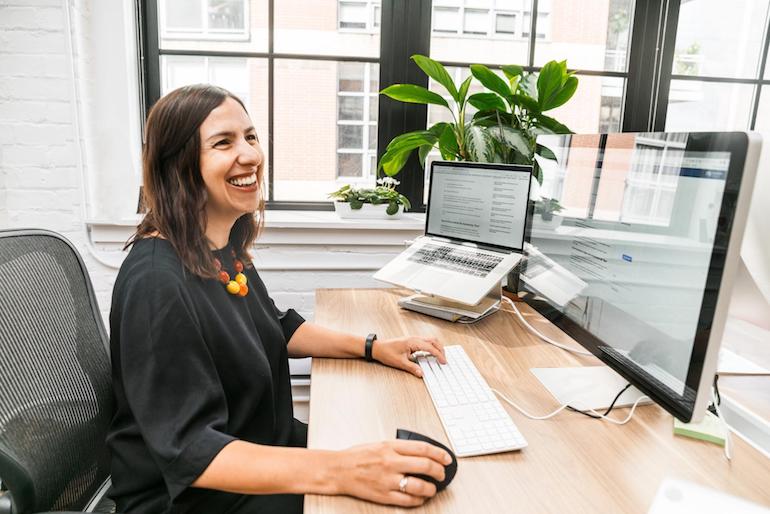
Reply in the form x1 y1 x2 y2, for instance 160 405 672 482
107 238 305 514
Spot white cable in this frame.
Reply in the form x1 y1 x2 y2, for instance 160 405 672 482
501 296 593 356
492 387 648 425
711 387 733 461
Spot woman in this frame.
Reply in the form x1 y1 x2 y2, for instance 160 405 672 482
106 84 451 514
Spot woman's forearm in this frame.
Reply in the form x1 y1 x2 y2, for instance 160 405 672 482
286 322 365 359
192 440 341 495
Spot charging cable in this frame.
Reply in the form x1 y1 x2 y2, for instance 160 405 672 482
501 296 593 357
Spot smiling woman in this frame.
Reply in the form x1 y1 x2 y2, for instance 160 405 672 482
108 84 452 514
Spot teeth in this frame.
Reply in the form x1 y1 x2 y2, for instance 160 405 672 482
228 173 257 187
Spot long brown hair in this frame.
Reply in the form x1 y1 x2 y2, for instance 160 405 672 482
128 84 264 278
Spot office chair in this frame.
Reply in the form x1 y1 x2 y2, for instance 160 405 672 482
0 229 116 514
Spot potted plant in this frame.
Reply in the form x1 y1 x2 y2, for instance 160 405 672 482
533 197 565 229
328 177 411 219
377 55 577 186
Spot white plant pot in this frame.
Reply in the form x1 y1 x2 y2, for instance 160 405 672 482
536 213 564 230
333 201 404 219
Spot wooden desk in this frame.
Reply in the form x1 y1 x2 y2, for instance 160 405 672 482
305 288 770 514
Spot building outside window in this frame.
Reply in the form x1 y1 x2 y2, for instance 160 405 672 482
338 0 381 32
161 0 249 40
337 62 379 182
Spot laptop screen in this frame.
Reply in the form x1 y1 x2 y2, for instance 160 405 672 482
426 161 532 251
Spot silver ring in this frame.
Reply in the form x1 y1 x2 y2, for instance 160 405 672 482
398 475 409 493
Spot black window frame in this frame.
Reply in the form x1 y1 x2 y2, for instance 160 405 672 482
137 0 770 213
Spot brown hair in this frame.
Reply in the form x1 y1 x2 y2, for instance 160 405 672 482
128 84 264 278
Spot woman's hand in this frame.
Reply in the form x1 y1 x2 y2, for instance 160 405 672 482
372 336 446 377
334 440 452 506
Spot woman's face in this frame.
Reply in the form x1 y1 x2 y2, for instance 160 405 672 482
198 97 264 227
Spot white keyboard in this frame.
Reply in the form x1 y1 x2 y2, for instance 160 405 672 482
417 345 528 457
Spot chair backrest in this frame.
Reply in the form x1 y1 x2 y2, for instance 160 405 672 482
0 229 113 513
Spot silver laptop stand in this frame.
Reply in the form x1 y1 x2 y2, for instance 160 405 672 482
398 282 503 323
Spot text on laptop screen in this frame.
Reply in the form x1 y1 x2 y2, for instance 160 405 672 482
427 163 531 251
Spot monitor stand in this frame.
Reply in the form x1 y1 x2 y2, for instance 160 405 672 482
398 282 502 323
531 366 652 411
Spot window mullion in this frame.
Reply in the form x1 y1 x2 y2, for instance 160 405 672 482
378 0 432 210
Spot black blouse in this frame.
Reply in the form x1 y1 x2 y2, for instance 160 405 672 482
107 238 305 514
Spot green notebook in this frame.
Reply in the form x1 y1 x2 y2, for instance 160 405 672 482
673 411 727 446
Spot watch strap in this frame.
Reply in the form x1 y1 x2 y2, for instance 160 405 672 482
364 333 377 362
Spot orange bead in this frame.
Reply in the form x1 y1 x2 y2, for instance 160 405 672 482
218 271 230 284
226 281 241 295
235 272 247 285
238 284 249 297
234 259 244 273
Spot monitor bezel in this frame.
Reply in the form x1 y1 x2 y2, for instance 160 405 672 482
520 131 754 422
426 160 533 253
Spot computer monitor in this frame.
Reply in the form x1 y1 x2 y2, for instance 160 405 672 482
518 131 761 422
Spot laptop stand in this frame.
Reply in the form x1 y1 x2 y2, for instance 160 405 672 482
398 282 502 323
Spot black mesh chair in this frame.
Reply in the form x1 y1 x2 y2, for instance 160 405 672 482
0 229 116 513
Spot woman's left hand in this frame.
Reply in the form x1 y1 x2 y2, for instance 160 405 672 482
371 336 446 377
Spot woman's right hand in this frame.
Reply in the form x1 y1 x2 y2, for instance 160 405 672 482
334 440 452 507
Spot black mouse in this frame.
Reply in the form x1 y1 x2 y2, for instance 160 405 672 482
396 429 457 491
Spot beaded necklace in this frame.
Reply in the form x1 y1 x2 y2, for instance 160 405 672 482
214 249 248 297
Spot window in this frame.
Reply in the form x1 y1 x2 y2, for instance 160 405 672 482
139 0 769 213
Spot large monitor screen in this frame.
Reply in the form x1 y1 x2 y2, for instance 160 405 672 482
519 132 756 422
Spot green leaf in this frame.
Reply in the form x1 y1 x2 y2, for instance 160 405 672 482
418 144 434 168
519 73 538 100
386 202 399 215
379 130 439 176
472 109 514 126
381 84 449 109
470 64 512 101
536 144 557 161
467 92 508 112
534 113 572 134
458 76 473 107
515 93 540 113
350 198 363 209
542 75 578 111
465 125 495 163
412 54 458 101
438 124 460 160
501 64 523 81
496 126 532 159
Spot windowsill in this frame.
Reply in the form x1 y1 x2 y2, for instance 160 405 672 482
86 211 427 249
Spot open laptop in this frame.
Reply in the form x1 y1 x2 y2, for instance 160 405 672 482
374 161 532 306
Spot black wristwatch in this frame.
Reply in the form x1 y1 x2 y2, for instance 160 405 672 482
364 333 377 362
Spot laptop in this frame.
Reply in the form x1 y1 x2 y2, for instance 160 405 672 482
374 161 532 306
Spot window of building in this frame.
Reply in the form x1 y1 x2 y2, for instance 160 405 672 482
337 62 379 182
339 0 382 32
161 0 249 40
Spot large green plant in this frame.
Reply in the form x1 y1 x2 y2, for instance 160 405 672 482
378 55 578 184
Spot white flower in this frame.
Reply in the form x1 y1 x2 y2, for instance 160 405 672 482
376 177 401 187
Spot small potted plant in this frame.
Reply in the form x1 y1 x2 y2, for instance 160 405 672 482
329 177 411 219
533 197 564 229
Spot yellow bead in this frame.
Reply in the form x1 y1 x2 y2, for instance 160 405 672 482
235 273 247 285
226 281 241 295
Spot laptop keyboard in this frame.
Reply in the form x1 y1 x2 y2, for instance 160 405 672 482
408 243 503 277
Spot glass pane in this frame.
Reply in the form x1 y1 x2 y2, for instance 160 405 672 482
340 2 367 29
274 59 377 201
674 0 770 79
159 55 269 178
665 80 754 131
534 0 634 72
338 125 363 148
338 96 364 120
208 0 246 30
275 0 380 58
369 95 378 121
159 0 268 52
338 153 363 177
166 0 203 30
464 9 489 35
547 75 624 133
430 1 529 64
368 125 377 149
495 13 516 34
